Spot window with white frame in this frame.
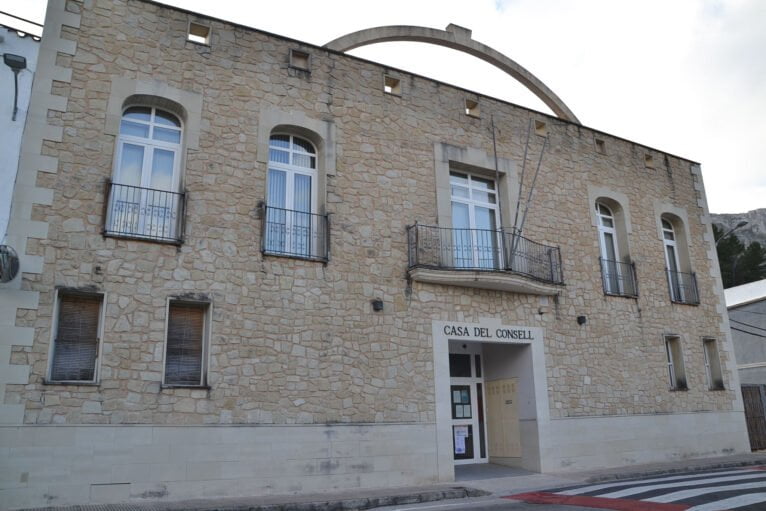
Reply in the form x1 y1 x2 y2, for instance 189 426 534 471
662 219 683 301
164 301 208 386
596 202 622 294
49 292 103 382
703 338 724 390
106 106 184 242
665 335 687 390
265 134 319 258
450 172 500 269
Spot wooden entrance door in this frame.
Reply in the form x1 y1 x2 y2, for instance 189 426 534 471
742 385 766 451
486 378 521 458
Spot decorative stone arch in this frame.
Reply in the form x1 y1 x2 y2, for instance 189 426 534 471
654 202 693 273
588 186 633 262
324 23 580 124
256 105 336 214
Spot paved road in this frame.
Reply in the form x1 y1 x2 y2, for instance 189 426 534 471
379 465 766 511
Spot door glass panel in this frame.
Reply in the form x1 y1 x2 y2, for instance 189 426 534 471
293 174 312 255
120 120 150 138
269 148 290 164
118 144 144 186
451 202 472 268
154 110 180 127
451 385 472 419
449 354 472 377
666 245 678 272
474 207 497 269
603 232 617 261
452 424 474 460
150 149 175 190
266 169 287 252
153 127 181 144
123 106 151 122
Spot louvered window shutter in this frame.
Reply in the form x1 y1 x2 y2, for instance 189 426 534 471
165 303 205 385
51 294 101 381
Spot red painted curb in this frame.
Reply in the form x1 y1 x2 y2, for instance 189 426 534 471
504 491 690 511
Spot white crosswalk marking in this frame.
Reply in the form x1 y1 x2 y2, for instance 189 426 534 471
687 491 766 511
646 479 766 503
558 468 755 495
598 472 766 499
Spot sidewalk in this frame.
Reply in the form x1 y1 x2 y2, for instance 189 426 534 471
19 452 766 511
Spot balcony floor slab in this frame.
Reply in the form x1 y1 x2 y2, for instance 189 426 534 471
408 267 563 295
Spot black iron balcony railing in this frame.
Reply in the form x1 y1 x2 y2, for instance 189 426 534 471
261 204 330 262
103 181 186 244
599 258 638 297
666 269 700 305
406 224 564 285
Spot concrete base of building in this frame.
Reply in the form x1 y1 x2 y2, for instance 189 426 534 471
0 423 438 510
538 410 751 472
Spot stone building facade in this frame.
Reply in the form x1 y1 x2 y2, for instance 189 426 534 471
0 0 750 508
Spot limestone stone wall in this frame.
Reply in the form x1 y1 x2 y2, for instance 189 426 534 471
4 0 738 427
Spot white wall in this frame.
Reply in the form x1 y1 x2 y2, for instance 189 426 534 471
0 423 438 510
0 28 39 242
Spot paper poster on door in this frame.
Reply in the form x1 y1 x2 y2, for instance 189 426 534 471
454 425 469 454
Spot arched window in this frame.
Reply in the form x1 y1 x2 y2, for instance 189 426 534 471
265 134 321 258
596 201 636 296
661 214 698 304
106 106 184 242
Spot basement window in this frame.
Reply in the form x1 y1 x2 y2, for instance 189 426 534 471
465 99 480 117
289 49 311 72
187 22 211 45
703 338 725 390
384 75 401 96
665 335 687 391
595 138 606 155
534 120 547 136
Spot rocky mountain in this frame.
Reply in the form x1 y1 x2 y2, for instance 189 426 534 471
711 208 766 247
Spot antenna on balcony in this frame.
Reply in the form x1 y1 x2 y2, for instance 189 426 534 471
514 119 548 237
490 115 503 231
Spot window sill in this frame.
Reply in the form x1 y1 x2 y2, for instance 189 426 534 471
670 300 700 306
104 232 183 246
43 379 100 386
708 386 726 391
161 384 211 390
669 387 689 392
262 250 328 264
603 292 639 299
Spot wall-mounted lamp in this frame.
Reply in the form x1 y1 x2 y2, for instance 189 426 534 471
3 53 27 121
371 299 384 312
577 315 587 326
0 245 20 283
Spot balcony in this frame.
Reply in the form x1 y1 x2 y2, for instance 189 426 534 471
666 269 700 305
104 181 186 244
261 204 330 262
599 258 638 298
406 224 564 295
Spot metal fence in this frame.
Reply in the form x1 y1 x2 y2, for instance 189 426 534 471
666 269 700 305
104 181 186 244
599 258 638 297
406 224 564 284
261 205 329 262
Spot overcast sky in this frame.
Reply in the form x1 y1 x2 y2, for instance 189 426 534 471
4 0 764 214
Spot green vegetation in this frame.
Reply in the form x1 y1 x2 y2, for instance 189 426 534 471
714 224 766 288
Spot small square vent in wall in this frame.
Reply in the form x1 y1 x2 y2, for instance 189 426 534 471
187 22 211 45
290 49 311 71
384 75 401 95
465 99 480 117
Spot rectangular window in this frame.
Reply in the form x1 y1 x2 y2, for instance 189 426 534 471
704 338 725 390
665 335 687 390
50 292 103 382
164 301 208 386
